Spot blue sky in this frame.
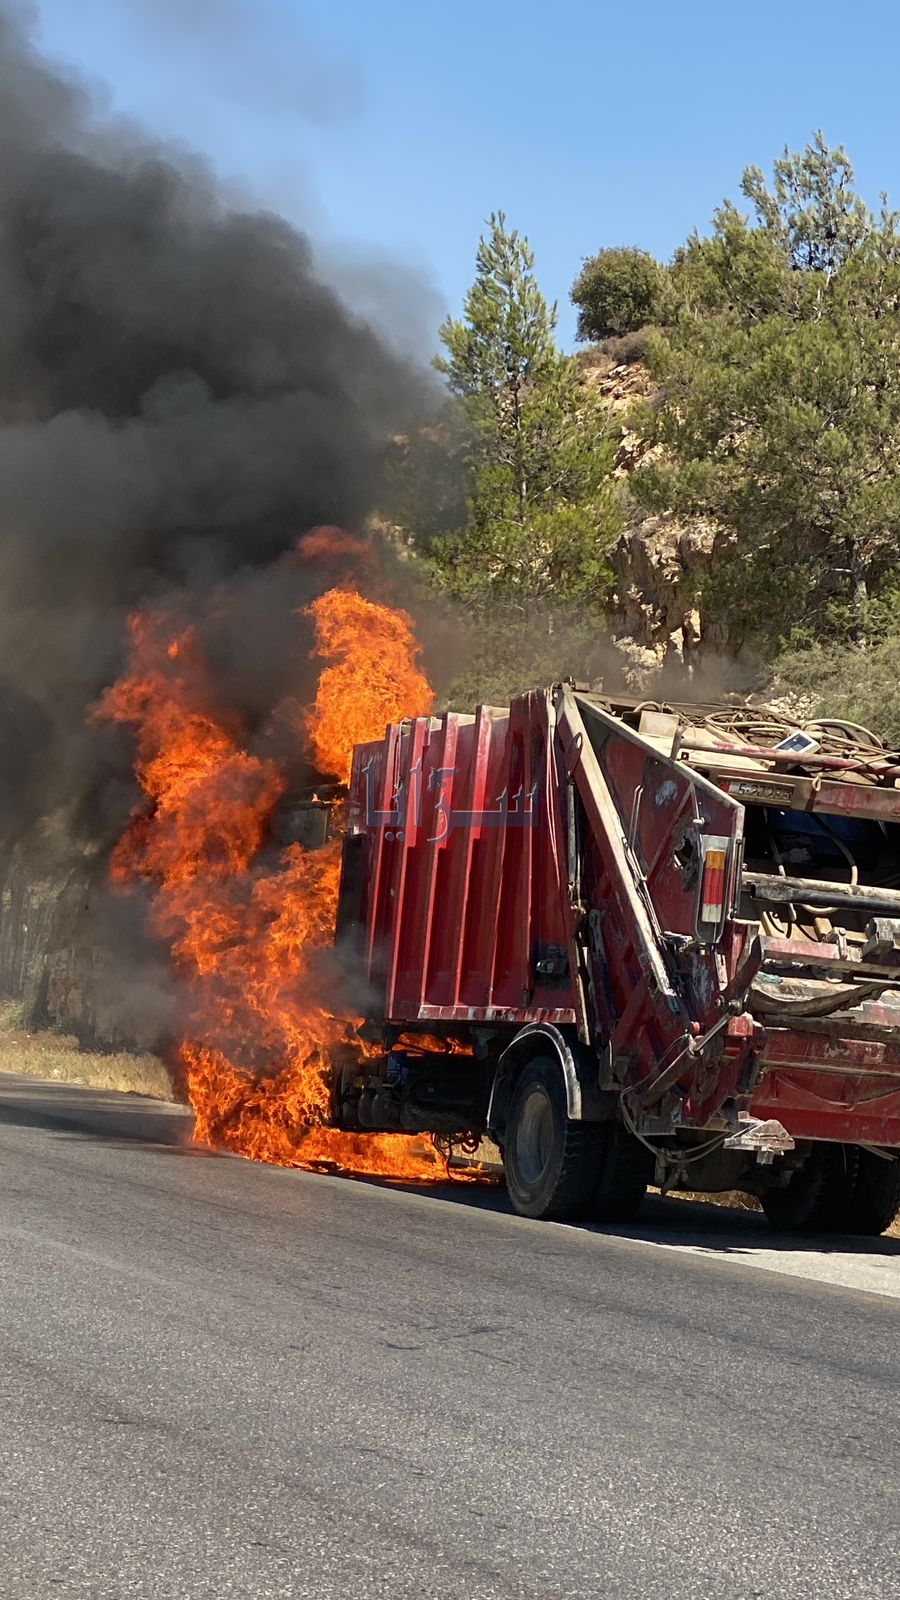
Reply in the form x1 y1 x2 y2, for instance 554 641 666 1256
33 0 900 351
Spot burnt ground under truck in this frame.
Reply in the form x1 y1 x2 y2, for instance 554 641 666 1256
329 685 900 1234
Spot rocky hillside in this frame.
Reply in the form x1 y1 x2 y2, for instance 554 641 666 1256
583 352 750 689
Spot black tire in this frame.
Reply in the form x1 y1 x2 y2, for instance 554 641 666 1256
843 1149 900 1236
591 1123 652 1223
761 1143 858 1233
503 1056 604 1221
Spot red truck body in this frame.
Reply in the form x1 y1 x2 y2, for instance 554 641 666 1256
333 686 900 1230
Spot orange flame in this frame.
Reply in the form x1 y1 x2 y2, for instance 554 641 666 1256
97 584 458 1183
296 526 371 565
306 588 432 783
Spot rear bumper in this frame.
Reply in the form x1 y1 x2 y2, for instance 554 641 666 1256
750 1026 900 1144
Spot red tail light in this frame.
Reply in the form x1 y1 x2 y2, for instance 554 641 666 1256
697 834 730 939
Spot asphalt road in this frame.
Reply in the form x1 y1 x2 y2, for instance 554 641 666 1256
1 1074 899 1600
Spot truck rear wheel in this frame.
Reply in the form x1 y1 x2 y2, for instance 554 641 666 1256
843 1149 900 1236
591 1124 652 1224
503 1056 603 1221
761 1143 858 1233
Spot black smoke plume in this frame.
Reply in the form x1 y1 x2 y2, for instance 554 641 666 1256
0 3 446 1052
0 2 435 841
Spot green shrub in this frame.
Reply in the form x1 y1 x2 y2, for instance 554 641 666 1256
571 247 668 342
775 631 900 748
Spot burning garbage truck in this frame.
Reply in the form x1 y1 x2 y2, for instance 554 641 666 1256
328 685 900 1233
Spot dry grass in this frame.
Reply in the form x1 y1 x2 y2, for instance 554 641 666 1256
667 1186 762 1215
0 1000 177 1100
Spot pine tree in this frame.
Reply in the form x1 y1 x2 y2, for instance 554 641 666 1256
430 213 619 613
634 137 900 651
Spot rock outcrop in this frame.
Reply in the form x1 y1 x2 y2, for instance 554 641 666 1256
583 351 750 687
